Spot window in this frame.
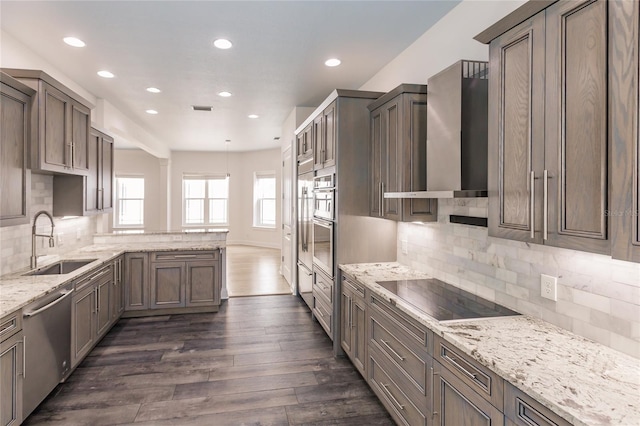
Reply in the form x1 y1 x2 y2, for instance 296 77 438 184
254 172 276 228
183 175 229 227
114 176 144 229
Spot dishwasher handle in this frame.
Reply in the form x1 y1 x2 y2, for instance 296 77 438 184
23 290 73 317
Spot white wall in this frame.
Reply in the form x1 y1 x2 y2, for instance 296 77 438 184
170 149 282 248
113 149 168 232
360 0 640 359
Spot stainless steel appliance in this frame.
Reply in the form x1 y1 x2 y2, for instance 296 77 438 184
22 282 73 418
313 173 334 220
297 170 314 309
312 218 334 278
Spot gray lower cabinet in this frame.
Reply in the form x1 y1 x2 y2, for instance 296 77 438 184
110 256 125 324
340 275 367 377
71 264 113 368
504 382 570 426
432 360 504 426
150 261 185 309
124 252 150 312
186 260 221 307
312 268 333 339
0 312 23 426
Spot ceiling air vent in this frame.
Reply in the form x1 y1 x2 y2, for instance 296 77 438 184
191 105 213 112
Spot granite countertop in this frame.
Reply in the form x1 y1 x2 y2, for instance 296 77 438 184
340 262 640 426
0 242 226 318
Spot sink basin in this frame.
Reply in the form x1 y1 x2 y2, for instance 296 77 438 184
24 259 97 276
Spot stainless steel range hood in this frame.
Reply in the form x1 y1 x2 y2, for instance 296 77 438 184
385 60 489 200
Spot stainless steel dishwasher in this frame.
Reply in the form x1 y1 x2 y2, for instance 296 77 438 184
22 282 73 418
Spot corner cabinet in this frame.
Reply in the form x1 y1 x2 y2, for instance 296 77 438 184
2 69 92 176
611 0 640 263
485 0 611 255
0 73 33 228
369 84 437 222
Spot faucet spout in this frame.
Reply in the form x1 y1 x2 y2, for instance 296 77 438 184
31 210 55 269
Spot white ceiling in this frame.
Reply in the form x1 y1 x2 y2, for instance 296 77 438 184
1 1 460 153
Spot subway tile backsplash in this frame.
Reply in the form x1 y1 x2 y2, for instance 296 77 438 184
0 174 99 276
398 198 640 359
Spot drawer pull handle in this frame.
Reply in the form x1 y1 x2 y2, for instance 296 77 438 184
316 308 324 317
380 339 405 361
381 383 404 411
431 367 438 418
174 254 197 258
444 353 478 381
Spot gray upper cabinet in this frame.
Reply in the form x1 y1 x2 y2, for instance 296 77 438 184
313 101 336 170
484 0 611 255
0 73 33 227
611 0 640 263
296 123 313 168
2 69 92 176
52 127 114 217
369 84 436 222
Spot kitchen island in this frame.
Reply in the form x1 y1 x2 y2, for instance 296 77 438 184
340 262 640 426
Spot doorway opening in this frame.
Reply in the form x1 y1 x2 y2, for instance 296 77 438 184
226 245 291 297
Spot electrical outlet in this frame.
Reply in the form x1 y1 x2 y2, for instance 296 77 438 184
57 232 64 245
172 235 183 241
540 274 558 301
401 239 408 255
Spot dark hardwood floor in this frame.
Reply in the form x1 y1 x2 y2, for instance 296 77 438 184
24 295 394 425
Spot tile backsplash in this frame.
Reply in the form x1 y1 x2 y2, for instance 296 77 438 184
0 174 100 276
398 198 640 359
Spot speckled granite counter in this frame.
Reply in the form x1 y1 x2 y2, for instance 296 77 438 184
0 241 225 318
340 262 640 426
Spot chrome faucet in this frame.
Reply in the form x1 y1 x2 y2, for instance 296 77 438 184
31 210 55 269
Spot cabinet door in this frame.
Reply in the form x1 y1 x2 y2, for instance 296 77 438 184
71 284 95 367
545 0 609 255
151 262 185 309
185 260 219 307
0 332 23 426
95 276 111 338
124 253 149 311
340 289 353 357
433 360 504 426
0 82 30 227
352 295 367 376
403 94 437 222
110 257 124 322
323 102 336 169
70 100 90 174
40 82 71 172
101 133 114 211
370 108 383 217
313 114 324 170
85 129 100 213
488 12 545 243
611 0 640 262
381 98 402 221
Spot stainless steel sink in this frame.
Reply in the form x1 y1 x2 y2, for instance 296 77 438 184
24 259 97 276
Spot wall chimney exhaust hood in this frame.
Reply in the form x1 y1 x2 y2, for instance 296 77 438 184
384 60 489 200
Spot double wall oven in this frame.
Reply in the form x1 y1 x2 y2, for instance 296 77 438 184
312 172 334 278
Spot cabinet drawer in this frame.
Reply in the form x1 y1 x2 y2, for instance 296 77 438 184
342 275 365 299
151 250 218 262
74 264 112 291
505 382 571 426
314 269 333 304
313 294 332 339
370 312 428 396
369 344 428 426
0 311 22 343
370 293 430 351
433 335 503 410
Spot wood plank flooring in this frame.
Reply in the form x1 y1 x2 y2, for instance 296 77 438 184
226 245 292 297
24 295 394 425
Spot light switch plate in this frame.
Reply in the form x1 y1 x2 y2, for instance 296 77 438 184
401 239 408 255
540 274 558 301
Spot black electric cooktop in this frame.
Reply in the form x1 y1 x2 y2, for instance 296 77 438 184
376 279 520 322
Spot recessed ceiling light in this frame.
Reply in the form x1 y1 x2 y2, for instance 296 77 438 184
63 37 85 47
325 58 341 67
213 39 233 49
97 70 115 78
145 109 158 115
218 91 232 97
146 87 161 93
248 114 259 119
